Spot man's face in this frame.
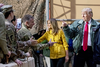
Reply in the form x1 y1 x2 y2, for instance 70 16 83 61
27 18 34 29
10 11 14 20
82 11 91 22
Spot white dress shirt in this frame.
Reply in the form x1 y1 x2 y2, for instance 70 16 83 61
82 19 91 46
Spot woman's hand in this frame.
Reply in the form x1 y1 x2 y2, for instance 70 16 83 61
65 50 69 63
48 39 57 46
65 55 69 63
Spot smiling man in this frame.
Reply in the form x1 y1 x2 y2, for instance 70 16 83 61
62 8 99 67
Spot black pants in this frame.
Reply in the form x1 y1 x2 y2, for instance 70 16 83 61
34 50 48 67
50 57 65 67
73 46 96 67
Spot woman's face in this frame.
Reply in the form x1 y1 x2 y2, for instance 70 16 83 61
47 21 52 29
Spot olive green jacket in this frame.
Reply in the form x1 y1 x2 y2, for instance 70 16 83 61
0 12 8 59
5 19 31 61
63 19 99 53
17 23 49 51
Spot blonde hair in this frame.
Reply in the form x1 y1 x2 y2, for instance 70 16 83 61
47 18 59 35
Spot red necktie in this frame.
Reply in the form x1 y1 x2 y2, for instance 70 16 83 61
83 22 88 51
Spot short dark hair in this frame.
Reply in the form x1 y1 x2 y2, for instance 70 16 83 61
4 10 13 18
22 15 33 23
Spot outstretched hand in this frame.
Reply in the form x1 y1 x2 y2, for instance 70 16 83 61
30 36 37 46
15 59 23 66
62 22 67 27
48 39 57 46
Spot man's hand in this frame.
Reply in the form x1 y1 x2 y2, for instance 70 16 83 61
6 51 11 64
62 22 67 27
31 40 37 46
7 51 11 58
48 39 57 46
15 59 23 66
30 36 37 46
25 52 30 57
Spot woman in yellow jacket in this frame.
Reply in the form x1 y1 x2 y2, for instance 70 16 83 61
37 18 69 67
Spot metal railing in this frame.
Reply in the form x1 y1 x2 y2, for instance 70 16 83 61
56 19 100 22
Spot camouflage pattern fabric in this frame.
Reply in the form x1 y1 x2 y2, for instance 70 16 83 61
17 23 49 50
5 19 17 61
17 23 48 67
0 12 9 60
5 19 30 61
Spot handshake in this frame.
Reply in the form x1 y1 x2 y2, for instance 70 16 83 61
29 37 57 47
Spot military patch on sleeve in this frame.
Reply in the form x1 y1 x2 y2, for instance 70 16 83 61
78 26 82 30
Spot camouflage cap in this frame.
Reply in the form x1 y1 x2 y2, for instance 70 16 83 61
1 5 13 14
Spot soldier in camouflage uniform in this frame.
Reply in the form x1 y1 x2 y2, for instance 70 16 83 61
0 4 11 63
17 15 55 67
0 5 36 66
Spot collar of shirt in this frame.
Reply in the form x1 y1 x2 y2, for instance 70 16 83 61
84 19 91 25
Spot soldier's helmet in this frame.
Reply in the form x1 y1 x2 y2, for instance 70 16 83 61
0 5 13 14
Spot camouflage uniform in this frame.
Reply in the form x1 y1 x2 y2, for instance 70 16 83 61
5 19 31 61
18 23 49 51
1 5 35 61
5 19 17 61
17 23 48 67
0 12 9 62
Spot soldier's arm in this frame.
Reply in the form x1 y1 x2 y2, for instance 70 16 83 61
35 39 56 51
16 49 29 58
17 40 33 57
17 40 31 49
0 12 9 55
8 45 27 61
17 40 31 46
17 36 38 47
5 23 18 61
18 40 49 50
0 39 9 55
34 43 49 51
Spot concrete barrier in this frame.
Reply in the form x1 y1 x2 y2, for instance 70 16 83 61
0 57 35 67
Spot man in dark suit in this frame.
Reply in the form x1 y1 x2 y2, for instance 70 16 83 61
62 8 99 67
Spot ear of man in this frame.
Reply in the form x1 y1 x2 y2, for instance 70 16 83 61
25 21 29 26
